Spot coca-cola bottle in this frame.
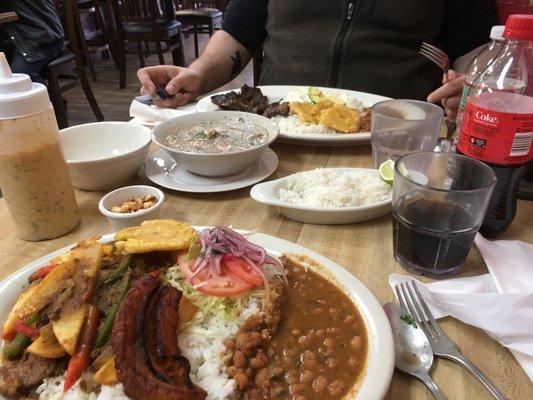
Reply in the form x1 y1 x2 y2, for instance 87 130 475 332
455 25 506 136
457 14 533 238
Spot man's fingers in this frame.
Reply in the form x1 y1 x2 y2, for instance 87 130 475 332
442 94 460 111
154 92 194 108
427 75 464 103
165 74 187 95
443 69 462 84
137 68 157 96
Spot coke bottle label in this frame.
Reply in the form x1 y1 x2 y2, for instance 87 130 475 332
458 101 533 165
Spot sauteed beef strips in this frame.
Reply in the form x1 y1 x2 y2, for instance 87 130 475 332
0 353 65 397
211 85 290 117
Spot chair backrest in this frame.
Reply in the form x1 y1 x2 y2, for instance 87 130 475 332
175 0 227 10
54 0 83 59
108 0 171 24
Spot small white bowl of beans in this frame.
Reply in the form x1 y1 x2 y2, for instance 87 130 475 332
98 185 165 230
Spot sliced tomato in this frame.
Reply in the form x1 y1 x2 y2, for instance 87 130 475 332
177 252 253 297
223 258 263 287
195 270 253 296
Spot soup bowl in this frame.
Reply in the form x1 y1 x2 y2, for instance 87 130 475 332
152 111 279 177
60 122 152 190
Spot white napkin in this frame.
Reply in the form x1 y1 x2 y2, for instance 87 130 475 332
389 233 533 381
129 100 197 126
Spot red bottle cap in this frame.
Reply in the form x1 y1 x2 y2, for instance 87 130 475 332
504 14 533 40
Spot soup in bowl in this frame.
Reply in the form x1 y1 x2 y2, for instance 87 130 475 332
152 111 279 177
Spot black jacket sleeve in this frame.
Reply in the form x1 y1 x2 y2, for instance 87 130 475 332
222 0 268 55
442 0 498 61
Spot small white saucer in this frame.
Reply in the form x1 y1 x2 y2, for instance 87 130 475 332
145 148 278 193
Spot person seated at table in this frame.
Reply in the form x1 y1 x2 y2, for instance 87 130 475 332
0 0 64 84
137 0 496 120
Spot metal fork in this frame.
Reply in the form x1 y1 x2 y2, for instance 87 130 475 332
419 42 451 82
394 280 507 400
419 42 456 151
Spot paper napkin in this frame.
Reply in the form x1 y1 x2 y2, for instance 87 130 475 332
389 234 533 380
129 99 197 126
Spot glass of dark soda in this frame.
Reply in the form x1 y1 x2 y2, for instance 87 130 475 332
392 152 496 278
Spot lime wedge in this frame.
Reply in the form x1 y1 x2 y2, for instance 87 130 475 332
379 159 395 184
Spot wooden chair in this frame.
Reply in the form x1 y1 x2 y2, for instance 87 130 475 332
43 0 104 128
174 0 223 58
76 0 120 75
108 0 186 89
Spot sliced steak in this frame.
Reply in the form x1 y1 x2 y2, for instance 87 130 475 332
262 102 290 118
0 353 65 397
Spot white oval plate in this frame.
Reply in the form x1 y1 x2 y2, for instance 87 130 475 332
196 85 391 146
250 168 392 224
0 229 393 400
145 148 278 193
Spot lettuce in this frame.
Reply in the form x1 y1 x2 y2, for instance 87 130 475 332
165 266 266 322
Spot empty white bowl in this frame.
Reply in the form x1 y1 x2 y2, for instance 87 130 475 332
98 185 165 230
152 111 279 177
250 168 392 224
60 122 152 190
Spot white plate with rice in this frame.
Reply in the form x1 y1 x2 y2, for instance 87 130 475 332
0 229 394 400
197 86 391 146
250 168 393 224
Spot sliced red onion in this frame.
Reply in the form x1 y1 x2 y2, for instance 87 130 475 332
184 226 287 287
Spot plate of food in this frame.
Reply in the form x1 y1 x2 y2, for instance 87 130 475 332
251 168 392 224
0 220 393 400
196 85 391 146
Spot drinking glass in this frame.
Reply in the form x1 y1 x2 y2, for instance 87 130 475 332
392 152 496 278
371 99 444 168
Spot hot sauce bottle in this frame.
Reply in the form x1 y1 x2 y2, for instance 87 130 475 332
0 53 80 241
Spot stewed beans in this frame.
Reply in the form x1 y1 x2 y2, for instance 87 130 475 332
245 258 368 400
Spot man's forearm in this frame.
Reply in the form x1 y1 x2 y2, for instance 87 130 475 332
189 31 252 94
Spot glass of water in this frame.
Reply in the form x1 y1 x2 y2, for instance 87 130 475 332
371 99 444 168
392 151 496 278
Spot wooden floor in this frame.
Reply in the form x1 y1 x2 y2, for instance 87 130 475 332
65 34 252 126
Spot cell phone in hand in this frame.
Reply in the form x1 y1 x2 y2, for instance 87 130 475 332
134 88 169 105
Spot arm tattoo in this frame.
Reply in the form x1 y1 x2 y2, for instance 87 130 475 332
230 51 242 80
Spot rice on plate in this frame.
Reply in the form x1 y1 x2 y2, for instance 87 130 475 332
279 168 392 208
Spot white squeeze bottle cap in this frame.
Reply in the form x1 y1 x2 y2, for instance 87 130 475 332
0 52 51 120
490 25 506 41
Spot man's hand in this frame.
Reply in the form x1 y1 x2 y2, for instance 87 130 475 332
427 70 465 121
137 66 202 108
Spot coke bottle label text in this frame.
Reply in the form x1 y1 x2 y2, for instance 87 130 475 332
458 102 533 165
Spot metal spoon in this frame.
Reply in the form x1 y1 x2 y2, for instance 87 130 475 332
384 302 447 400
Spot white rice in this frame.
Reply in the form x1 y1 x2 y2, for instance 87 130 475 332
178 298 261 400
279 168 392 208
274 87 364 134
271 114 339 134
36 374 129 400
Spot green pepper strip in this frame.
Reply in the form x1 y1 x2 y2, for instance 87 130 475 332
104 254 132 285
95 275 131 348
3 313 41 359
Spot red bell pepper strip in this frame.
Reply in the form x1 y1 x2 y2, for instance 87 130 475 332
64 305 100 391
13 319 40 340
2 331 16 341
28 264 57 283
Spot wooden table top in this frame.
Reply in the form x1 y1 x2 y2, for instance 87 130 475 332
0 12 18 25
0 142 531 399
